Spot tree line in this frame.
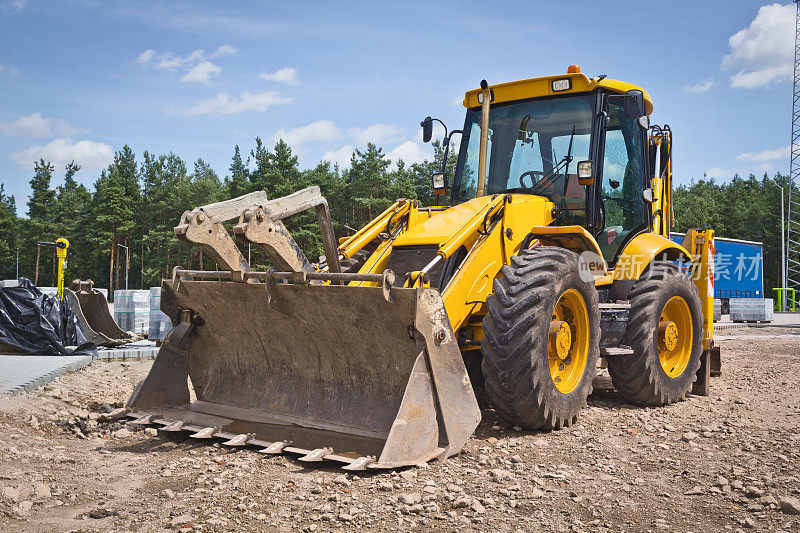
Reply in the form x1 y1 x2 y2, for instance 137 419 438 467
0 139 450 295
672 173 791 300
0 139 790 303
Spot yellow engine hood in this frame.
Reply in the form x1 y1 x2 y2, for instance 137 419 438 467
395 194 554 247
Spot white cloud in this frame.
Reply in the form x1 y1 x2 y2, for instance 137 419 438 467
735 145 791 162
0 62 18 76
388 141 431 166
683 79 715 93
705 167 730 179
136 47 234 83
271 120 342 146
322 145 354 168
722 3 794 89
211 44 237 58
12 138 114 171
181 60 221 83
1 0 26 14
259 67 300 86
348 123 405 146
180 91 293 115
0 113 84 138
135 49 156 64
156 49 204 71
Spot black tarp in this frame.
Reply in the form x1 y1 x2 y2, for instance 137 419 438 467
0 278 97 356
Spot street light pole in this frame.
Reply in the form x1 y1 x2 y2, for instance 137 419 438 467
768 179 786 310
117 243 129 290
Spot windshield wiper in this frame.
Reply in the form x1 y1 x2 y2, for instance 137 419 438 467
528 125 576 197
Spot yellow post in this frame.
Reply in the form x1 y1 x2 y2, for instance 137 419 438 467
55 238 69 300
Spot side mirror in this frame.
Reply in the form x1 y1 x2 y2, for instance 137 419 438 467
421 117 433 143
624 90 646 120
577 160 593 186
642 188 655 203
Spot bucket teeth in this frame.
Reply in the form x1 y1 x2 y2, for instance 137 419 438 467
99 408 129 422
342 456 374 471
130 414 158 425
299 447 334 462
190 427 217 439
258 441 289 454
222 433 251 447
160 420 185 432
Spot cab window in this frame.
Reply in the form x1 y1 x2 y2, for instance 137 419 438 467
597 96 649 264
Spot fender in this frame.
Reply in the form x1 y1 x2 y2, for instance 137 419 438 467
527 225 606 264
527 225 610 283
613 232 691 281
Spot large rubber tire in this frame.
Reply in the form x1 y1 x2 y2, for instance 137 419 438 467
481 247 600 430
607 262 703 406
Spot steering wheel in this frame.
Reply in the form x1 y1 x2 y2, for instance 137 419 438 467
518 170 545 189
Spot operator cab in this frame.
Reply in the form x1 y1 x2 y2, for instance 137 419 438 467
425 67 653 267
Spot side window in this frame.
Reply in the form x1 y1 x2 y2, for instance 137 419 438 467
598 99 648 264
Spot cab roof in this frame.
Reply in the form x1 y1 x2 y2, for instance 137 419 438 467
462 71 654 116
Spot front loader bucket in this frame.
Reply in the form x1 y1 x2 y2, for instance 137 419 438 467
65 279 140 347
126 278 481 469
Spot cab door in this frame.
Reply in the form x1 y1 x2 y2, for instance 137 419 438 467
596 96 650 265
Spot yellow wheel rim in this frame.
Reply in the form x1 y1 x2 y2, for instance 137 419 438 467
658 296 693 378
548 288 589 394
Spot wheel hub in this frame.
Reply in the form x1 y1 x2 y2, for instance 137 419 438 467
658 320 679 352
549 320 572 361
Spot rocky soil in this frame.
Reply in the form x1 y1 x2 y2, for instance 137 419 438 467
1 328 799 532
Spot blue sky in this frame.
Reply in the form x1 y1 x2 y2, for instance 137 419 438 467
0 0 795 215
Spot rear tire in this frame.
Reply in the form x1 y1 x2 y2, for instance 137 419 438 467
481 247 600 430
607 262 703 406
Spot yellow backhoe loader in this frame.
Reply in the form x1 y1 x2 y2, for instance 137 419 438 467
119 66 720 470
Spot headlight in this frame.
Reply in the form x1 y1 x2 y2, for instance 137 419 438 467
551 79 571 92
577 161 592 179
577 161 593 186
432 173 445 189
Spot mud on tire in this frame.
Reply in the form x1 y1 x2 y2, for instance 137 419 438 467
481 247 600 430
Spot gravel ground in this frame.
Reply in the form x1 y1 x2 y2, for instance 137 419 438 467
1 328 799 532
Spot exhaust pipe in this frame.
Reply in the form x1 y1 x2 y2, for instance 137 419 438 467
476 79 491 198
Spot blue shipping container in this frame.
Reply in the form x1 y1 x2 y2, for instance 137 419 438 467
670 233 763 299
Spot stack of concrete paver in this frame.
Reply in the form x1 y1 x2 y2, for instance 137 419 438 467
730 298 773 323
113 289 149 336
148 287 170 341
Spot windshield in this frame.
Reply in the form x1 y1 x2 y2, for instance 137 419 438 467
451 94 594 225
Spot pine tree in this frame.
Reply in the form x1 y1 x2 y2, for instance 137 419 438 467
54 161 91 280
0 184 18 278
26 159 59 284
28 159 57 220
225 145 251 198
346 143 393 227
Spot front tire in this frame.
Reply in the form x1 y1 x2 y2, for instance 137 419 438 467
607 262 703 405
481 247 600 430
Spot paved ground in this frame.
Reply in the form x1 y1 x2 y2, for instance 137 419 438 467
0 327 799 532
0 355 94 395
0 341 158 395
